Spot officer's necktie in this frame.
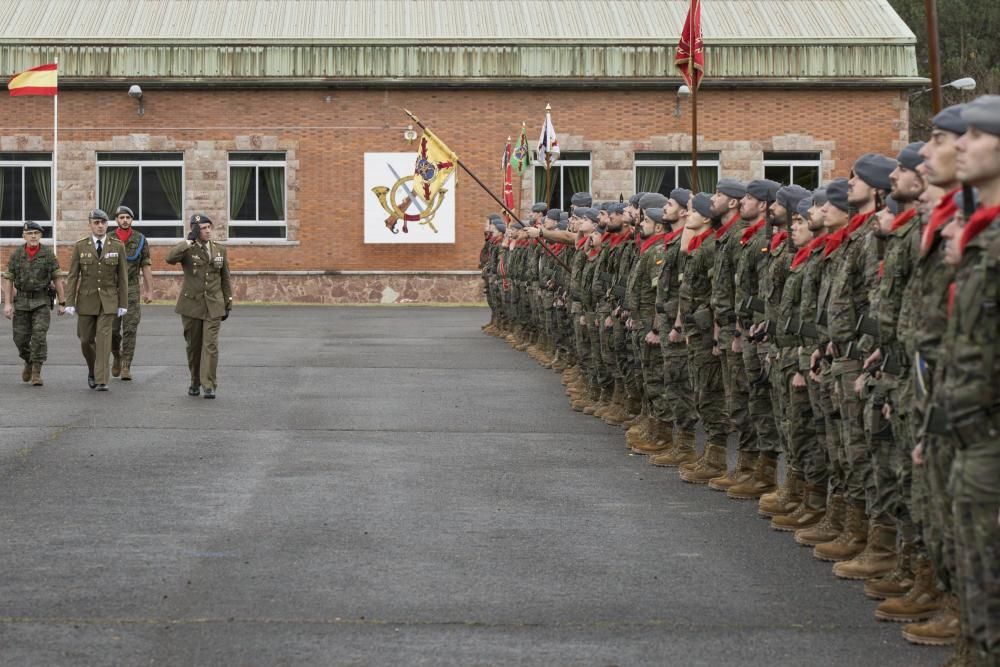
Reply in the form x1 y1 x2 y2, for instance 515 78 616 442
96 239 103 258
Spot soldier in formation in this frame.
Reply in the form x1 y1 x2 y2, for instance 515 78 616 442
479 94 1000 666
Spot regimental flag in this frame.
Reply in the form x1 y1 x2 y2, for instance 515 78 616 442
537 107 560 165
675 0 704 91
412 128 458 204
8 63 58 96
501 137 514 223
512 123 531 175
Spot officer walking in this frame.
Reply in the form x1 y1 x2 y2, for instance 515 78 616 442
109 205 153 381
1 221 66 386
166 214 232 398
64 209 128 391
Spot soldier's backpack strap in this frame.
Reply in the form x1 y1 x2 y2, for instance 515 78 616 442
126 232 146 262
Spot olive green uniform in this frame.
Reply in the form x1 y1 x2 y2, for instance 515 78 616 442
3 245 60 367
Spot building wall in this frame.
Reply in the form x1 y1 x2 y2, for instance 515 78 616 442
0 87 908 302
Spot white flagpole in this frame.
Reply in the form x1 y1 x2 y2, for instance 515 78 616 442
52 56 58 252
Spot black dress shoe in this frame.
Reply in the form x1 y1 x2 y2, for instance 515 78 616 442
87 374 96 389
203 388 216 399
95 384 108 391
188 385 200 396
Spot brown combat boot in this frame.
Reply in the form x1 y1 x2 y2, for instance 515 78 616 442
900 595 959 644
708 450 757 492
111 353 121 377
771 484 827 532
813 501 868 562
591 385 615 418
22 362 32 382
650 430 697 466
680 444 728 484
874 556 943 622
864 540 916 600
625 415 655 448
726 452 779 500
30 363 43 386
601 383 631 426
795 492 844 546
759 468 804 517
120 360 132 381
679 446 707 474
631 419 673 455
832 523 897 580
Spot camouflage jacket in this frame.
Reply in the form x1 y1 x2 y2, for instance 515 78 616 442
3 244 60 311
792 237 828 370
679 229 716 344
626 233 667 329
711 214 749 345
653 228 687 332
874 210 921 365
733 219 769 328
825 212 878 350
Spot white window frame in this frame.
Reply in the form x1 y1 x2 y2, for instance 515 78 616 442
95 154 185 236
762 153 823 188
633 155 721 192
532 152 591 210
0 156 53 239
227 155 287 240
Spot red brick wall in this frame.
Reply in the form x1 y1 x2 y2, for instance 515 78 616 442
0 87 906 275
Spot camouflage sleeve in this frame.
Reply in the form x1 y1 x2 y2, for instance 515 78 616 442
140 235 152 267
2 250 14 281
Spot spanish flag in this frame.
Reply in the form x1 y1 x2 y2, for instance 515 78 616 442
8 63 58 97
412 128 457 204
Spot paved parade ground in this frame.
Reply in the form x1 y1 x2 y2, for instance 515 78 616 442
1 306 947 666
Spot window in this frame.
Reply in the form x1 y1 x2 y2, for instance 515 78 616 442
533 151 590 211
228 153 286 239
634 152 720 196
97 152 184 238
0 153 52 239
763 151 822 189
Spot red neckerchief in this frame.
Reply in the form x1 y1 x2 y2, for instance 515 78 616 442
609 229 631 248
687 227 714 253
715 211 741 239
575 236 588 250
115 227 133 245
548 241 566 257
959 204 1000 257
639 232 667 255
739 218 765 245
890 207 918 232
25 244 41 260
664 225 685 246
921 188 959 257
823 210 873 258
791 234 828 269
770 230 789 251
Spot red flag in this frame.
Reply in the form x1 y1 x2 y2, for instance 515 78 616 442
501 137 514 223
8 63 58 96
675 0 704 90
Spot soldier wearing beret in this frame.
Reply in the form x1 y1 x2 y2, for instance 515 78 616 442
166 214 233 399
64 209 129 391
108 205 153 381
2 221 66 386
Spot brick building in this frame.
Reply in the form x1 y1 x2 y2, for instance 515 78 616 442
0 0 923 303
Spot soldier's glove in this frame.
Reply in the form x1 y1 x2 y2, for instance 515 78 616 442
63 306 76 316
221 307 231 322
187 228 199 242
117 307 128 317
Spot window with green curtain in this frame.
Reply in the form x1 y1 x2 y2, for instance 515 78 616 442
28 166 50 219
678 165 719 193
230 166 253 219
636 166 667 194
154 166 183 218
261 167 285 220
534 166 559 208
99 166 135 215
566 167 589 199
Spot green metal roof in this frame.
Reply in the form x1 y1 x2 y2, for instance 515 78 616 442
0 0 922 85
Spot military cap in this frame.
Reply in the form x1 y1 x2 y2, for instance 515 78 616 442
852 153 897 191
629 192 647 207
812 188 828 207
546 208 563 222
669 188 692 209
487 213 503 225
691 192 713 219
608 202 626 215
190 213 213 227
932 104 968 135
493 221 506 233
509 221 524 230
578 207 600 223
776 184 812 213
88 209 109 222
598 202 612 212
962 95 1000 137
745 179 781 203
570 192 593 208
884 196 899 216
716 178 746 199
531 202 549 214
644 207 665 224
825 178 850 212
22 220 43 233
896 142 926 171
557 212 569 230
795 197 813 219
638 192 669 210
115 205 134 218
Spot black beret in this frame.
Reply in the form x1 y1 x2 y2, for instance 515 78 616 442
531 202 549 214
557 214 568 231
493 221 506 233
825 178 850 212
546 208 563 222
115 205 134 218
579 208 600 223
629 192 646 207
962 95 1000 137
852 153 897 191
776 184 811 212
570 192 593 208
812 188 828 207
88 209 109 222
598 202 611 212
638 192 669 209
795 197 813 219
487 214 504 226
509 221 524 230
190 213 213 227
644 207 665 224
716 178 746 199
691 192 713 219
669 188 692 209
22 220 43 233
608 202 626 215
896 142 926 171
932 104 968 135
746 179 781 203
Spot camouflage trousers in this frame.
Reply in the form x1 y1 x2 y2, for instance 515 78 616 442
802 363 831 488
779 354 824 485
720 347 756 452
12 304 50 365
593 313 614 390
112 289 142 363
817 362 846 493
661 339 696 431
920 437 958 593
614 319 641 401
572 305 592 380
952 498 1000 663
884 376 917 541
769 350 795 459
687 337 728 446
862 376 901 526
831 357 870 507
634 326 668 421
742 339 780 453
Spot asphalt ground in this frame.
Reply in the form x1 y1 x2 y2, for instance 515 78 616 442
0 305 949 666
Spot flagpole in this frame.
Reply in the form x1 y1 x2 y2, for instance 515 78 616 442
542 104 553 207
52 56 58 252
688 0 698 192
403 109 571 273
